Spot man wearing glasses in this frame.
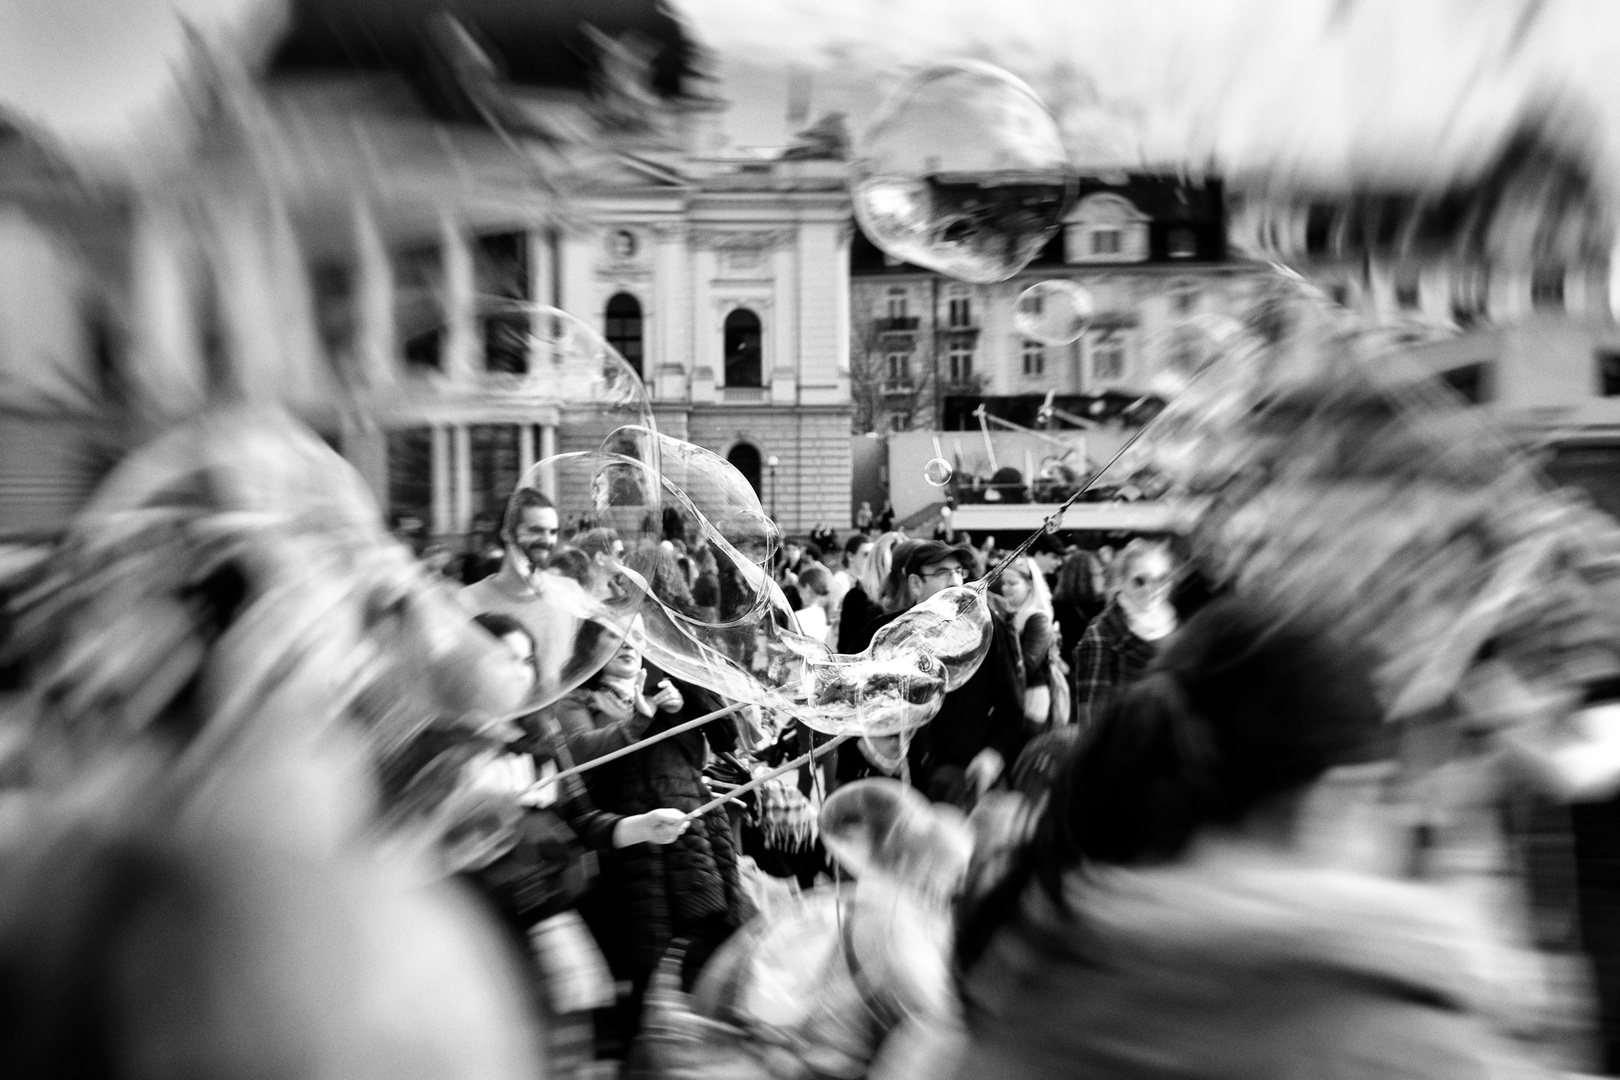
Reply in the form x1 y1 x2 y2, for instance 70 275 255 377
841 539 1025 808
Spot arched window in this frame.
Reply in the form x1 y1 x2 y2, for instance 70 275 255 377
726 442 762 497
724 308 763 388
604 293 643 377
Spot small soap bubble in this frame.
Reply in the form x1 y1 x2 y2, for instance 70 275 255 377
852 61 1076 284
1015 280 1095 346
922 457 954 487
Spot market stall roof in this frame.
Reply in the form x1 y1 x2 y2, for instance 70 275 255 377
949 500 1184 534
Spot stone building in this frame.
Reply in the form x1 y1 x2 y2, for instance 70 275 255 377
0 0 854 544
1228 115 1620 511
848 173 1271 436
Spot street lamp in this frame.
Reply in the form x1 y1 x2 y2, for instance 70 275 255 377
765 454 780 525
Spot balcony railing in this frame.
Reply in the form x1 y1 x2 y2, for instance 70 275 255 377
880 380 916 395
721 386 768 403
875 317 920 333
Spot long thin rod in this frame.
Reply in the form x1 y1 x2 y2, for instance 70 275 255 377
530 700 749 794
683 732 852 821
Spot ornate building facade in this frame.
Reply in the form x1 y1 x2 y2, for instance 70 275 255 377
0 0 854 543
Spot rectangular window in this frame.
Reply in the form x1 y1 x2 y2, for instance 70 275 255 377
948 345 973 383
1091 229 1122 256
1532 266 1566 311
308 260 354 375
1599 351 1620 397
884 352 911 388
386 427 433 538
1091 333 1127 382
947 297 973 327
886 290 908 320
468 425 523 524
468 232 532 375
1395 270 1421 311
1441 363 1488 405
1305 203 1335 255
393 243 444 373
1167 227 1198 259
1021 340 1045 377
1452 266 1489 327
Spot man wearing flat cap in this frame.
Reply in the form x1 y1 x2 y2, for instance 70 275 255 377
841 539 1026 808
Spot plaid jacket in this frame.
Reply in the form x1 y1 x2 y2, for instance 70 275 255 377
1071 601 1160 727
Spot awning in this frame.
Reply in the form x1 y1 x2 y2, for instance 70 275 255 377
948 500 1186 533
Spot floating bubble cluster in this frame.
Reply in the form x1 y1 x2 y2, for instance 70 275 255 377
1015 280 1095 346
505 403 994 751
922 457 955 487
852 62 1076 284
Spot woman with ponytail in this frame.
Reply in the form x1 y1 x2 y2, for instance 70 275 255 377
952 597 1530 1080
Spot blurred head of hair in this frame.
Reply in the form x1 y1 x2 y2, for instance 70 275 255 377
573 527 621 560
862 531 904 609
622 539 696 617
959 596 1387 967
501 487 555 543
797 563 832 599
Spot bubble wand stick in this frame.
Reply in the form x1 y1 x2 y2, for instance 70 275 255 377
682 733 853 822
526 700 751 795
976 395 1161 590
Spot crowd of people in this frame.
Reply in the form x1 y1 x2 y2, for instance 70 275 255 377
5 427 1615 1080
68 449 1587 1080
393 468 1582 1080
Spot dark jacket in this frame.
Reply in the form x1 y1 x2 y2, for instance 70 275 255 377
469 709 627 934
1071 601 1159 727
860 606 1025 805
835 583 880 656
556 671 744 983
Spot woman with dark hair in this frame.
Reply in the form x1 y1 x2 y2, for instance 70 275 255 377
953 597 1527 1080
555 618 747 1053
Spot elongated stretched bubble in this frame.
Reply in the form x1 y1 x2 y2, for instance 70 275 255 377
527 444 997 749
476 451 662 712
466 305 998 749
451 304 660 711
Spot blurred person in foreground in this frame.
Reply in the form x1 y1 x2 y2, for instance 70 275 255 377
848 540 1024 809
952 597 1533 1080
1071 537 1178 727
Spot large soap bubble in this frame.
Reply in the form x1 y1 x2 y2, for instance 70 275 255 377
459 298 659 463
922 457 954 487
466 448 663 713
1015 280 1095 346
602 425 779 572
852 61 1077 284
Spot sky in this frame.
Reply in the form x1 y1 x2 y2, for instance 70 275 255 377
3 0 1619 191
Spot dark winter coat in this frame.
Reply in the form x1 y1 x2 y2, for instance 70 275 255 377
858 606 1025 805
555 671 744 983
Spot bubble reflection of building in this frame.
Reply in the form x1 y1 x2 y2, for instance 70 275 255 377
849 172 1271 438
0 0 853 545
